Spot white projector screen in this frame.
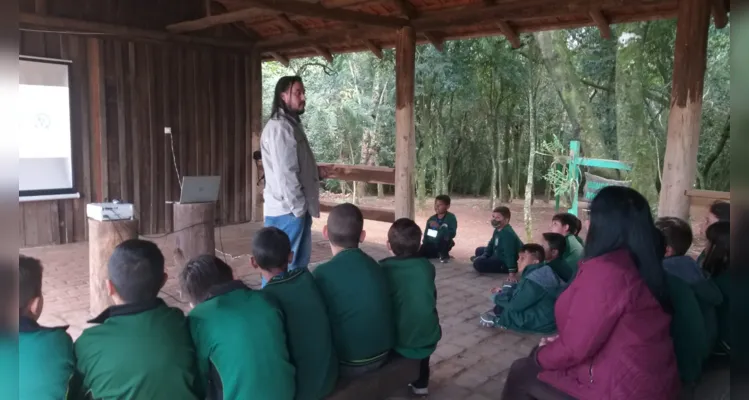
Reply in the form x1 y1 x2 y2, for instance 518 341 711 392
18 58 75 197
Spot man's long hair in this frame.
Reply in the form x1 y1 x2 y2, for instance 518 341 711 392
271 76 303 119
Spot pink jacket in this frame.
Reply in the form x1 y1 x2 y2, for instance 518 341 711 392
536 249 680 400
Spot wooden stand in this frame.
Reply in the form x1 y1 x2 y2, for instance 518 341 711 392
173 202 216 265
88 218 138 316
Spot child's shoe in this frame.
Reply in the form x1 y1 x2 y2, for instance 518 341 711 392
409 383 428 396
479 310 496 327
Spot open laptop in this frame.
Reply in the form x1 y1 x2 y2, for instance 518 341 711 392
179 176 221 204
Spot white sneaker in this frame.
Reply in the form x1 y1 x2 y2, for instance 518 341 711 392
409 384 429 396
479 311 496 327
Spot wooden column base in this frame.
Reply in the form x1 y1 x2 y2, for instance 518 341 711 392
173 202 216 266
88 218 138 316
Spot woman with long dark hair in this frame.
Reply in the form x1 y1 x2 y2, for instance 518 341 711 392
702 221 730 355
501 186 680 400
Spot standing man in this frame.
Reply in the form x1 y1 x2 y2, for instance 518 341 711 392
261 76 328 274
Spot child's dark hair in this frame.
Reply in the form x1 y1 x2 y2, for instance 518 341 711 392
107 239 165 304
435 195 451 206
703 221 729 276
541 233 567 257
179 255 234 304
493 206 511 220
552 212 582 235
709 201 730 222
327 203 364 248
520 243 545 263
655 217 693 256
252 227 292 270
387 218 422 257
19 255 42 310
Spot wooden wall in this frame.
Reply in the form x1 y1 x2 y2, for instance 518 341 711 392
19 31 258 247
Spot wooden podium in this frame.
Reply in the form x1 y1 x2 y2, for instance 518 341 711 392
173 202 216 266
88 218 138 316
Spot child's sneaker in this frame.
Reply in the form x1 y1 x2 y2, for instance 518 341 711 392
439 256 450 263
479 310 496 327
408 383 428 396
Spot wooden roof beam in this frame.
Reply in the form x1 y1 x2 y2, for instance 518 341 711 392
313 45 335 63
363 39 384 59
423 31 444 52
269 52 290 66
589 9 612 39
496 20 521 49
711 0 728 28
276 14 334 63
391 0 418 19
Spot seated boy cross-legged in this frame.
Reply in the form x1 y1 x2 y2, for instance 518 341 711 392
380 218 442 396
472 206 523 280
479 244 564 334
541 232 573 283
19 255 77 400
419 195 458 263
74 239 201 400
180 254 295 400
656 217 723 386
313 203 394 378
255 227 338 400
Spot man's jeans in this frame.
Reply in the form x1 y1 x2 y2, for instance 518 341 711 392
262 212 312 287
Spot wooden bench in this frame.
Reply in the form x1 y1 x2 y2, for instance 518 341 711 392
326 357 420 400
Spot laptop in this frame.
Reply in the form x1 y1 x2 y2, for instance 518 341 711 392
179 176 221 204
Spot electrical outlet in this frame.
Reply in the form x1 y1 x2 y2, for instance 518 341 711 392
164 127 172 134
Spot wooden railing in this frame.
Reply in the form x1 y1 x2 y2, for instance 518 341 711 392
685 189 730 207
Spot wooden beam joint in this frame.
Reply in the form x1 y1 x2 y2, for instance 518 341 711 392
711 0 728 28
589 9 612 39
363 39 383 59
496 20 521 49
423 31 444 52
269 51 290 66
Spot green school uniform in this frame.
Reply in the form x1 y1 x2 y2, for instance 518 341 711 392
19 317 76 400
313 248 394 366
561 234 584 276
484 224 523 273
264 269 338 400
546 257 574 283
493 263 564 334
189 280 295 400
422 212 458 245
379 256 442 359
0 335 18 400
74 299 200 400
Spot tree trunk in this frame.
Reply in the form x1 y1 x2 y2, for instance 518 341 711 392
524 89 537 242
375 158 385 198
491 157 499 208
513 124 521 199
699 115 730 188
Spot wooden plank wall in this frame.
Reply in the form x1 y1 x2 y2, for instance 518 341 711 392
19 31 256 247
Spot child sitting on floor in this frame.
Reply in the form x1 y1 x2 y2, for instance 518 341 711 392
541 232 573 283
472 206 523 280
419 195 458 263
75 239 201 400
19 255 77 400
550 213 585 277
256 227 338 400
313 203 394 377
380 218 442 396
479 244 563 334
180 254 295 400
656 217 723 386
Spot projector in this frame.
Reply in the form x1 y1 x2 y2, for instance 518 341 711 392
87 202 135 221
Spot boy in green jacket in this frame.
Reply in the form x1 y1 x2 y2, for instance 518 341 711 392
479 244 563 334
180 254 295 400
471 206 523 280
550 213 584 276
313 203 394 377
419 195 458 263
656 217 723 385
74 239 201 400
255 227 338 400
19 255 77 400
380 218 442 396
541 233 574 283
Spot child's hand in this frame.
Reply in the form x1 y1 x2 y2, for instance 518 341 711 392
506 273 518 283
490 287 502 294
539 334 559 347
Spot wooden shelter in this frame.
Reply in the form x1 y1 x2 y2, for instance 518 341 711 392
18 0 729 247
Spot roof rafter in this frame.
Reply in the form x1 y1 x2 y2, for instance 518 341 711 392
496 20 521 48
711 0 728 28
588 9 612 39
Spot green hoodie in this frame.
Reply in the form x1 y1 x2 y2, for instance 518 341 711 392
483 224 523 273
561 234 584 278
493 263 564 334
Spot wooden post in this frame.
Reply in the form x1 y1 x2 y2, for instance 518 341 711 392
249 46 264 222
658 0 710 219
394 26 416 220
173 202 216 264
88 218 138 316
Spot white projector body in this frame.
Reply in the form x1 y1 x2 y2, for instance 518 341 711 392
86 202 135 221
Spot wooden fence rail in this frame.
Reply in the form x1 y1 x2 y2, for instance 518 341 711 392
685 189 730 207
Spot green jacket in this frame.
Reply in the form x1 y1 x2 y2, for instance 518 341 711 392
0 336 19 400
263 269 338 400
423 212 458 244
313 248 394 366
493 263 563 334
379 256 442 359
19 317 76 400
561 234 584 278
75 299 200 400
189 280 295 400
484 224 523 272
546 257 574 283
